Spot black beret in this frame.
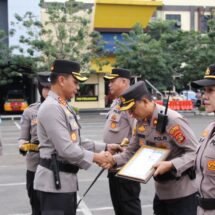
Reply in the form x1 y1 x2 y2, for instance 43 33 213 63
37 72 51 87
51 59 88 82
120 81 149 111
104 68 131 80
191 64 215 88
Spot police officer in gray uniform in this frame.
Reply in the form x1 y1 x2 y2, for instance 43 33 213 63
103 69 141 215
19 72 51 215
102 81 199 215
192 65 215 215
34 60 119 215
0 137 2 155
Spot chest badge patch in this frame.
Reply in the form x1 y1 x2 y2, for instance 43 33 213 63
153 118 158 126
202 130 209 138
208 160 215 171
71 132 77 142
138 126 145 133
111 122 117 129
111 114 117 121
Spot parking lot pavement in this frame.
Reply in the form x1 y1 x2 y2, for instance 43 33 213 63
0 113 213 215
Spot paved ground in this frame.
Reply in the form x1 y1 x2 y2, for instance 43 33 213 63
0 112 214 215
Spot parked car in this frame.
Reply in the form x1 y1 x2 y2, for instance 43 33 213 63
4 90 28 112
163 91 183 101
180 90 197 100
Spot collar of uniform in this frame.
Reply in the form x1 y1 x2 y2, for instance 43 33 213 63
48 90 59 101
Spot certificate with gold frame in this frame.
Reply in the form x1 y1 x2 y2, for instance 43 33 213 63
117 145 170 183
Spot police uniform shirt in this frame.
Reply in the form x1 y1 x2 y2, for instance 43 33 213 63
0 137 2 156
196 122 215 215
19 102 41 172
34 90 105 193
114 104 199 200
103 98 136 144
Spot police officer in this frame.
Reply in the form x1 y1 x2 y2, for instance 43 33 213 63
0 137 2 155
103 81 199 215
18 72 51 215
103 69 141 215
192 64 215 215
34 59 120 215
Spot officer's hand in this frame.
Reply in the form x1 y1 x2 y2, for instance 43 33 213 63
93 151 116 168
153 161 173 176
107 144 123 155
101 152 116 169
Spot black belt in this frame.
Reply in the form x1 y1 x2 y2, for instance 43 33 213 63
196 195 215 210
40 158 79 174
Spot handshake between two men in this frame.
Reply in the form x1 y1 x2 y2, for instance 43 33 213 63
93 143 123 169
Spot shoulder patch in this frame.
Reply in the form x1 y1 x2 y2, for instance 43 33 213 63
208 160 215 171
169 124 185 144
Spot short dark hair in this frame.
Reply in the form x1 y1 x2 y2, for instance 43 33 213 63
50 72 70 84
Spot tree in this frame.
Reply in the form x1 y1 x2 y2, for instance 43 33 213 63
12 0 92 72
114 24 172 90
0 29 35 86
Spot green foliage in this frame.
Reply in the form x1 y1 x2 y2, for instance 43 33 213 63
0 29 35 86
93 18 215 91
13 0 92 72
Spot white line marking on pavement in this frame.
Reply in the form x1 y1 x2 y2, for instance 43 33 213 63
7 204 153 215
77 195 93 215
8 213 30 215
0 182 25 187
0 178 107 187
14 121 21 130
89 204 153 211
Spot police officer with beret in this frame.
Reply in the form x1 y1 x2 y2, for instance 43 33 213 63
34 59 120 215
102 81 199 215
103 69 141 215
18 72 51 215
192 65 215 215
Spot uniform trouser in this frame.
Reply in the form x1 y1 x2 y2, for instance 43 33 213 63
37 190 77 215
153 193 198 215
108 171 142 215
26 170 41 215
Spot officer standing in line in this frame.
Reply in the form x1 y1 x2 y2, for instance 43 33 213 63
102 81 199 215
34 59 120 215
18 72 51 215
192 65 215 215
103 69 141 215
0 137 2 155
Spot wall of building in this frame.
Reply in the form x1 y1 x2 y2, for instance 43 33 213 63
71 73 105 109
157 2 215 31
163 0 215 6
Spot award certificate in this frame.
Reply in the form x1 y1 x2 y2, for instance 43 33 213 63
117 145 170 183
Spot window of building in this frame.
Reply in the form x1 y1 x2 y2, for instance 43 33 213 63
75 84 99 102
101 33 123 53
165 14 181 29
200 15 211 33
